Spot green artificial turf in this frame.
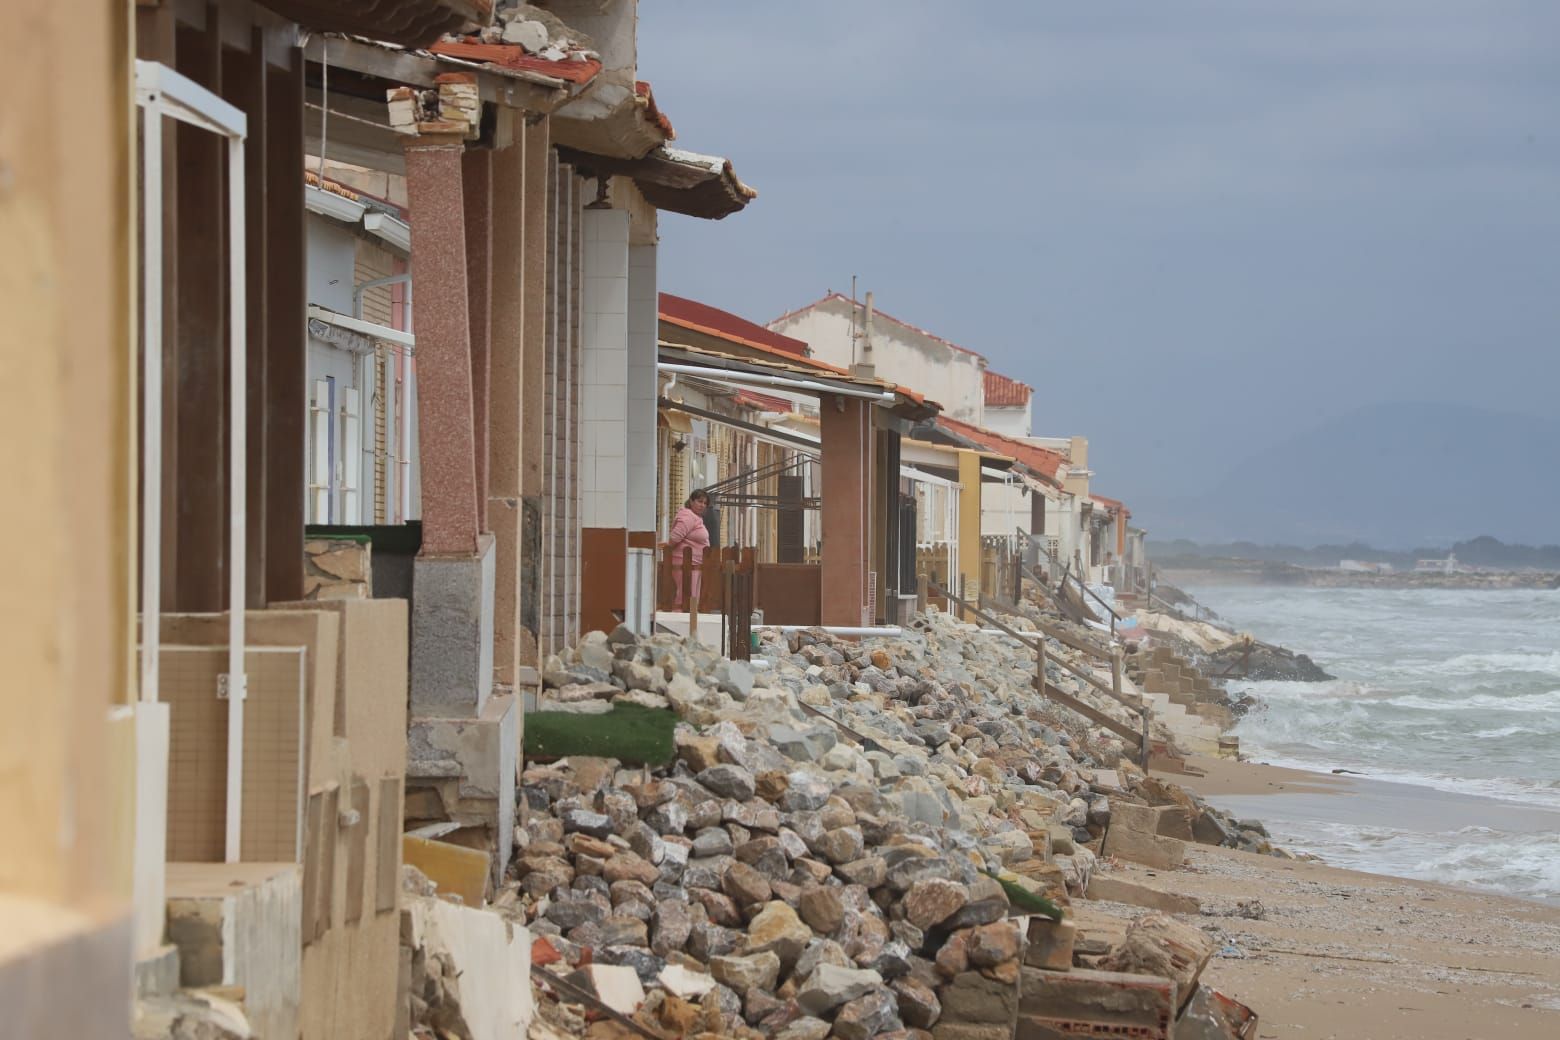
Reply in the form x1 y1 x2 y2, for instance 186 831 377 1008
524 702 677 767
985 870 1065 921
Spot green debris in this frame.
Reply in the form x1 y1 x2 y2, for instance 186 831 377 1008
985 870 1064 921
523 703 677 767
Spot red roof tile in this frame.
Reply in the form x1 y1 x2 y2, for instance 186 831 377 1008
983 370 1032 408
428 39 603 84
936 416 1068 483
661 293 811 358
1091 493 1130 518
734 389 794 413
635 81 676 139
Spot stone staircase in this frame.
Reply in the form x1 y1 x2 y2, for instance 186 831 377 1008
1127 646 1234 758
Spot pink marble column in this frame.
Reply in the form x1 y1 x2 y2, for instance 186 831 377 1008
463 148 493 533
404 133 480 556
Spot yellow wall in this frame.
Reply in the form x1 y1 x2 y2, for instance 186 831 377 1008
0 0 135 911
957 450 983 600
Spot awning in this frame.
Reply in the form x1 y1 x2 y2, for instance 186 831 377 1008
261 0 488 48
307 305 415 351
660 342 938 421
658 407 693 434
557 145 756 220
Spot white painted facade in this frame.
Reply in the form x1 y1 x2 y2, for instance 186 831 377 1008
580 208 632 530
984 401 1032 438
769 294 987 424
303 205 416 526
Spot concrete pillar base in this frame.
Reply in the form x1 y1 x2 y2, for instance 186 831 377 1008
0 902 132 1039
411 533 496 719
165 862 303 1040
405 692 518 885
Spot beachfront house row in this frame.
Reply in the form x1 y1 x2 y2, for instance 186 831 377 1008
4 0 765 1034
769 291 1129 594
657 294 939 628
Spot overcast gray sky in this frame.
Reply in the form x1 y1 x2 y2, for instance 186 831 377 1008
638 1 1560 538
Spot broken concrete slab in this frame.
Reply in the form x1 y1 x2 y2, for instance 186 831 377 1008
1177 984 1259 1039
563 964 645 1016
1100 912 1214 1013
1085 875 1201 915
1101 825 1185 871
1024 917 1077 972
1017 965 1175 1040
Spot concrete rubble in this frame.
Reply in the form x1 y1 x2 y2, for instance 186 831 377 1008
497 603 1272 1038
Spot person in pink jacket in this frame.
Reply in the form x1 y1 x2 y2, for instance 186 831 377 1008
664 489 711 610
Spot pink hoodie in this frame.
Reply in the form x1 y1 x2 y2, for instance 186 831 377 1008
667 506 710 565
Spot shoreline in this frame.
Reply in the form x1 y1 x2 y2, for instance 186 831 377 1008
1113 756 1560 1037
1165 755 1560 903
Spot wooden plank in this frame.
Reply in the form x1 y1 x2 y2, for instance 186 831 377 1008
345 777 370 924
1033 678 1144 748
301 791 326 944
316 786 339 942
225 24 270 609
375 777 401 914
172 15 228 612
263 47 306 603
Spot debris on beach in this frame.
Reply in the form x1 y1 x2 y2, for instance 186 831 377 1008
465 602 1281 1038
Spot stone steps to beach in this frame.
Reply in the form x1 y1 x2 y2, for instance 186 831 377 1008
1143 692 1223 755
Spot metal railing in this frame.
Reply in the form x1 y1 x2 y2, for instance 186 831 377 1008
928 578 1150 768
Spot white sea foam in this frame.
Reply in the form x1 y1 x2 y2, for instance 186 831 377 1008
1192 585 1560 901
1439 650 1560 675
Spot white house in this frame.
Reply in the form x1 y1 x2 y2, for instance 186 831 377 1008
769 291 989 424
303 173 418 527
982 370 1032 437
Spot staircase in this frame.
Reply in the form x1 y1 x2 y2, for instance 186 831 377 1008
1127 645 1234 757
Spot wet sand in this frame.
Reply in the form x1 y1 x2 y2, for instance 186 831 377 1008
1085 757 1560 1038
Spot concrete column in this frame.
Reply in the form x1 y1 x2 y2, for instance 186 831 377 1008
403 133 480 557
518 119 550 669
487 123 525 690
625 242 658 632
579 206 630 632
403 133 494 720
958 449 983 603
462 148 493 534
820 395 871 627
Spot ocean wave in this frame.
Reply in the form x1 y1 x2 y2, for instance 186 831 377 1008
1410 831 1560 902
1383 689 1560 713
1234 750 1560 811
1254 819 1560 904
1439 650 1560 676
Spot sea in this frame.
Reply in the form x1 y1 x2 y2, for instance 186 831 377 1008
1184 585 1560 905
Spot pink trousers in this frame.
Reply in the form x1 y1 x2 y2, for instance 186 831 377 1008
670 560 703 609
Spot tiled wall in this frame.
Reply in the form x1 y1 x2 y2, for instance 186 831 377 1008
626 244 658 535
580 209 630 530
542 160 584 655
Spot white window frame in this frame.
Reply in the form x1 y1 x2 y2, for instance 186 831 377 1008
136 59 249 863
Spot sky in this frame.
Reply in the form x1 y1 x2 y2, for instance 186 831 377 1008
636 1 1560 541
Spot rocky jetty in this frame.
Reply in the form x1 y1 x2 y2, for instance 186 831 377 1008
498 609 1268 1039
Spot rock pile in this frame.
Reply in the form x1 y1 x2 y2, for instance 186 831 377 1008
507 611 1275 1038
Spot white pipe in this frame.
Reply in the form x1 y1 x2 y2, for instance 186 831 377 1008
139 101 163 705
758 624 903 637
226 132 248 864
658 363 897 402
353 271 413 325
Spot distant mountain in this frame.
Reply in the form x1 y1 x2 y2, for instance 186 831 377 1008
1146 402 1560 548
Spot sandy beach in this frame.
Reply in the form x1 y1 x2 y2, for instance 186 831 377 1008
1074 756 1560 1039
